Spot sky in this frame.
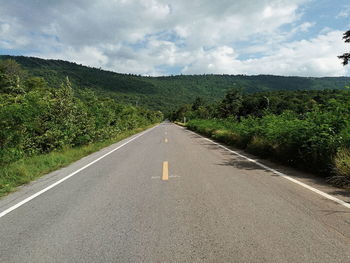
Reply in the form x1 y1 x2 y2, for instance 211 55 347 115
0 0 349 77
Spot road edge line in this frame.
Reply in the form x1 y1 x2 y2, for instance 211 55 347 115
0 125 159 219
185 128 350 209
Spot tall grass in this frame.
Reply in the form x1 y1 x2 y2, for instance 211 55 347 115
186 117 350 188
331 149 350 187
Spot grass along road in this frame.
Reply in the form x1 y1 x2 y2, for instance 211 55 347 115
0 124 158 198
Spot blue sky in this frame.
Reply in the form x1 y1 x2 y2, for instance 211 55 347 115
0 0 349 76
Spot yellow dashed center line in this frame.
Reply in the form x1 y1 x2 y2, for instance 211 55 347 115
165 138 168 143
162 161 169 181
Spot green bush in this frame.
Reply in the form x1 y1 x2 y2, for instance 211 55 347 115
246 136 274 158
0 60 163 166
186 108 350 184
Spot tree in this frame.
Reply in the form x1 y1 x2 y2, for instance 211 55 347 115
192 97 205 111
0 59 24 77
0 59 26 94
25 77 47 91
338 30 350 65
217 88 243 118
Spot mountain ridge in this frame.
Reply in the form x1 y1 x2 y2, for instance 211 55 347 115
1 55 349 112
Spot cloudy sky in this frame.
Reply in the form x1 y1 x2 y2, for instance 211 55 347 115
0 0 349 76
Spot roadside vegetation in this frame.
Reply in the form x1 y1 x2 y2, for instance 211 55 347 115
1 55 350 114
170 89 350 187
0 59 163 197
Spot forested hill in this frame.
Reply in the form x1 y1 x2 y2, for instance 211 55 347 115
1 55 350 112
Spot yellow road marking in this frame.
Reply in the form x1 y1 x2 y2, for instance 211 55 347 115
165 138 168 143
162 161 169 181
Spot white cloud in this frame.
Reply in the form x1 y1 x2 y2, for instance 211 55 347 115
45 46 109 69
294 22 315 33
337 7 350 18
246 30 349 76
182 46 241 74
0 0 348 76
182 31 349 77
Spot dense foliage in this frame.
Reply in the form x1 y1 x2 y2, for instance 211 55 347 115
0 59 163 166
172 89 350 186
1 55 350 114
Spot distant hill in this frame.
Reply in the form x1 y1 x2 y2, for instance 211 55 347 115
1 55 349 113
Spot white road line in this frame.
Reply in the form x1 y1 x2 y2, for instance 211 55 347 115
186 128 350 209
0 125 158 219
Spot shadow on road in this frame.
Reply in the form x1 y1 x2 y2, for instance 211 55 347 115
184 128 350 204
319 209 350 216
216 157 279 176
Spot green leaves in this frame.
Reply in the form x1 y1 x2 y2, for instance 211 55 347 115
187 105 350 179
0 63 163 165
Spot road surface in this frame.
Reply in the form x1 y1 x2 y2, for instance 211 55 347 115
0 122 349 262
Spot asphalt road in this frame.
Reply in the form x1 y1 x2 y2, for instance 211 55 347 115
0 122 349 262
